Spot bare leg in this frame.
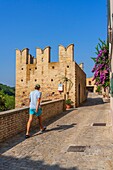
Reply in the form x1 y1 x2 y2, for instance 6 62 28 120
38 115 44 130
26 114 33 135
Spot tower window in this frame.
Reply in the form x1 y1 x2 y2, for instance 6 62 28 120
35 79 37 82
29 69 31 71
21 79 23 82
21 68 23 70
51 79 53 81
35 67 37 69
52 92 55 96
67 65 69 68
52 66 54 69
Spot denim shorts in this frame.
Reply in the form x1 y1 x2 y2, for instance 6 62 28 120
29 108 42 117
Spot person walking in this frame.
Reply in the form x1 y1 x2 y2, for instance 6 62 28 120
26 84 46 138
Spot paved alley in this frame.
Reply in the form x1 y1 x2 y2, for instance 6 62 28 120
0 93 113 170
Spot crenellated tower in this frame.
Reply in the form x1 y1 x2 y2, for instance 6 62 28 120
15 44 86 108
59 44 74 62
36 46 51 64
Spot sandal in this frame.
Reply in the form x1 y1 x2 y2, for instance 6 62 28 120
42 126 46 131
39 126 47 134
25 135 30 139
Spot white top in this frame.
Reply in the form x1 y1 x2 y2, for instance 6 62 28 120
29 90 42 109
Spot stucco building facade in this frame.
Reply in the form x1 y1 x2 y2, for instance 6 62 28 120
15 44 86 108
108 0 113 121
86 77 97 93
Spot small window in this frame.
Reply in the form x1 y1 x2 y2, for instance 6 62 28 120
29 69 31 71
21 79 23 82
52 66 54 69
52 92 55 96
23 92 25 94
35 79 37 82
67 65 69 68
35 67 37 70
51 79 53 81
89 81 91 85
21 103 25 106
21 68 23 70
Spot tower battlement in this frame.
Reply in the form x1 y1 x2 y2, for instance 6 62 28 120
15 44 86 109
16 48 36 64
36 46 51 64
16 44 74 66
59 44 74 62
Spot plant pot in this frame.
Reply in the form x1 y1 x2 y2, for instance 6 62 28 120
66 104 71 109
103 97 110 103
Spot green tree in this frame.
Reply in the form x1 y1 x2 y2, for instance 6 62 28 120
5 94 15 110
0 83 15 111
0 90 6 111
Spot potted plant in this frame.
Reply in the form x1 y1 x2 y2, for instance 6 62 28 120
65 99 73 109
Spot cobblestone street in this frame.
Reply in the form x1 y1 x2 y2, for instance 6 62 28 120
0 93 113 170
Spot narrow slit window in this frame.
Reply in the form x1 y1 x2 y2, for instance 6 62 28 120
52 92 55 96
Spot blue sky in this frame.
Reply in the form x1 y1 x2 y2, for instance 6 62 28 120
0 0 107 87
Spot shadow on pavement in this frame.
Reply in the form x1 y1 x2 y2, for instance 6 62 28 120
47 123 77 132
32 123 77 137
0 132 27 155
79 97 105 107
0 155 78 170
0 109 77 154
43 109 78 126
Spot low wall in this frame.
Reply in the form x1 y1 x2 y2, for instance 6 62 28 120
0 99 65 143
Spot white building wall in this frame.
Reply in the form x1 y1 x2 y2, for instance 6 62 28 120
109 0 113 127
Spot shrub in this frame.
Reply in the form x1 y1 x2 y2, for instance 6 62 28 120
91 39 110 89
65 99 73 105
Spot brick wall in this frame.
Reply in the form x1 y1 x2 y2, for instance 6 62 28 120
0 99 65 143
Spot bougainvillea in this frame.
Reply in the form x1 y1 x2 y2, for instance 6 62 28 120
91 39 110 89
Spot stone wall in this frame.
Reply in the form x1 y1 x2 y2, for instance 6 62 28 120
86 77 97 93
0 99 65 143
75 62 86 107
15 44 86 108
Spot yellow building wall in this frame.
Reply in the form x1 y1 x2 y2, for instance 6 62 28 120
15 44 86 108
